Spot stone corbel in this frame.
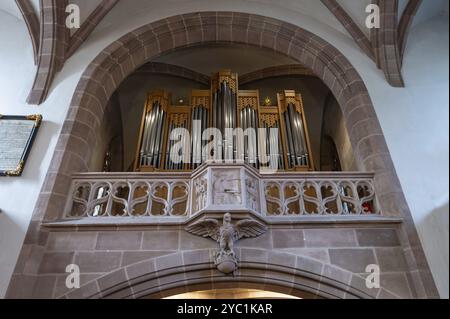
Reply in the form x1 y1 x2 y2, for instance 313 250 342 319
185 212 267 274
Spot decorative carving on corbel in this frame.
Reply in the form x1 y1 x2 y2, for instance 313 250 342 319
185 213 267 274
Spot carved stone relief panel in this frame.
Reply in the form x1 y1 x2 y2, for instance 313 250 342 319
212 169 242 206
193 173 208 213
245 173 260 212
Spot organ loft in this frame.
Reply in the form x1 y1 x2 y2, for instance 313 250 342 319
134 70 315 172
69 67 377 220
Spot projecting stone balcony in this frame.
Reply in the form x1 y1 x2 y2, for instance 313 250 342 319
47 162 400 228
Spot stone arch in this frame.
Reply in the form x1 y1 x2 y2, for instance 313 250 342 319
62 250 387 299
133 62 210 86
11 11 438 299
240 64 317 85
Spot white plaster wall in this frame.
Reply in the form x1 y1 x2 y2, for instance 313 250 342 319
0 0 448 298
379 18 449 298
0 12 81 297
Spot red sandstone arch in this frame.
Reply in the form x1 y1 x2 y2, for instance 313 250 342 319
134 62 210 86
8 11 438 299
61 250 391 299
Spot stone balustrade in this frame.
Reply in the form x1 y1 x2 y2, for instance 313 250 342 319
64 162 380 220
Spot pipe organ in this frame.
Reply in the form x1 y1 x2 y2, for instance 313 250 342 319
134 70 315 172
190 90 210 169
137 90 169 169
279 91 314 169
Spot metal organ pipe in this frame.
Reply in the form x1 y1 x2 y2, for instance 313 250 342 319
250 107 256 165
191 106 199 169
147 103 158 166
140 110 150 166
143 106 155 166
239 106 244 161
231 92 237 160
190 107 195 169
266 121 271 168
224 82 229 132
153 106 164 168
245 107 251 164
247 107 252 164
202 107 208 162
242 106 248 162
212 92 217 130
293 109 307 166
269 119 277 169
239 105 258 168
296 111 309 166
288 103 301 166
266 120 271 167
150 104 159 166
228 82 236 161
219 84 223 136
250 107 258 166
274 121 284 170
283 110 295 168
216 87 223 157
224 82 230 160
252 108 258 166
180 118 188 170
213 80 239 162
284 103 309 168
196 107 202 167
140 102 166 168
293 110 303 165
191 105 209 169
166 121 174 170
262 121 284 169
214 91 223 159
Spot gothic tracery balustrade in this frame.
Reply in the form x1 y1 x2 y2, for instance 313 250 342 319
263 177 378 216
64 163 380 219
66 175 191 218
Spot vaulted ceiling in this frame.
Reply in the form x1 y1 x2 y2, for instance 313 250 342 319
0 0 448 105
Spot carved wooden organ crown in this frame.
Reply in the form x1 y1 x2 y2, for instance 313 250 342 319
134 70 315 172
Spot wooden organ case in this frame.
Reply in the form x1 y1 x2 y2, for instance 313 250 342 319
134 70 315 172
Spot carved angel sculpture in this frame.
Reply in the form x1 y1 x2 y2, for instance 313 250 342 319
185 213 267 264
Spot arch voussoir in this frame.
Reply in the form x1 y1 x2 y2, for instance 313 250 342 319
64 250 375 300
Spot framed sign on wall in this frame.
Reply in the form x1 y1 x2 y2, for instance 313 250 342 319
0 115 42 177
